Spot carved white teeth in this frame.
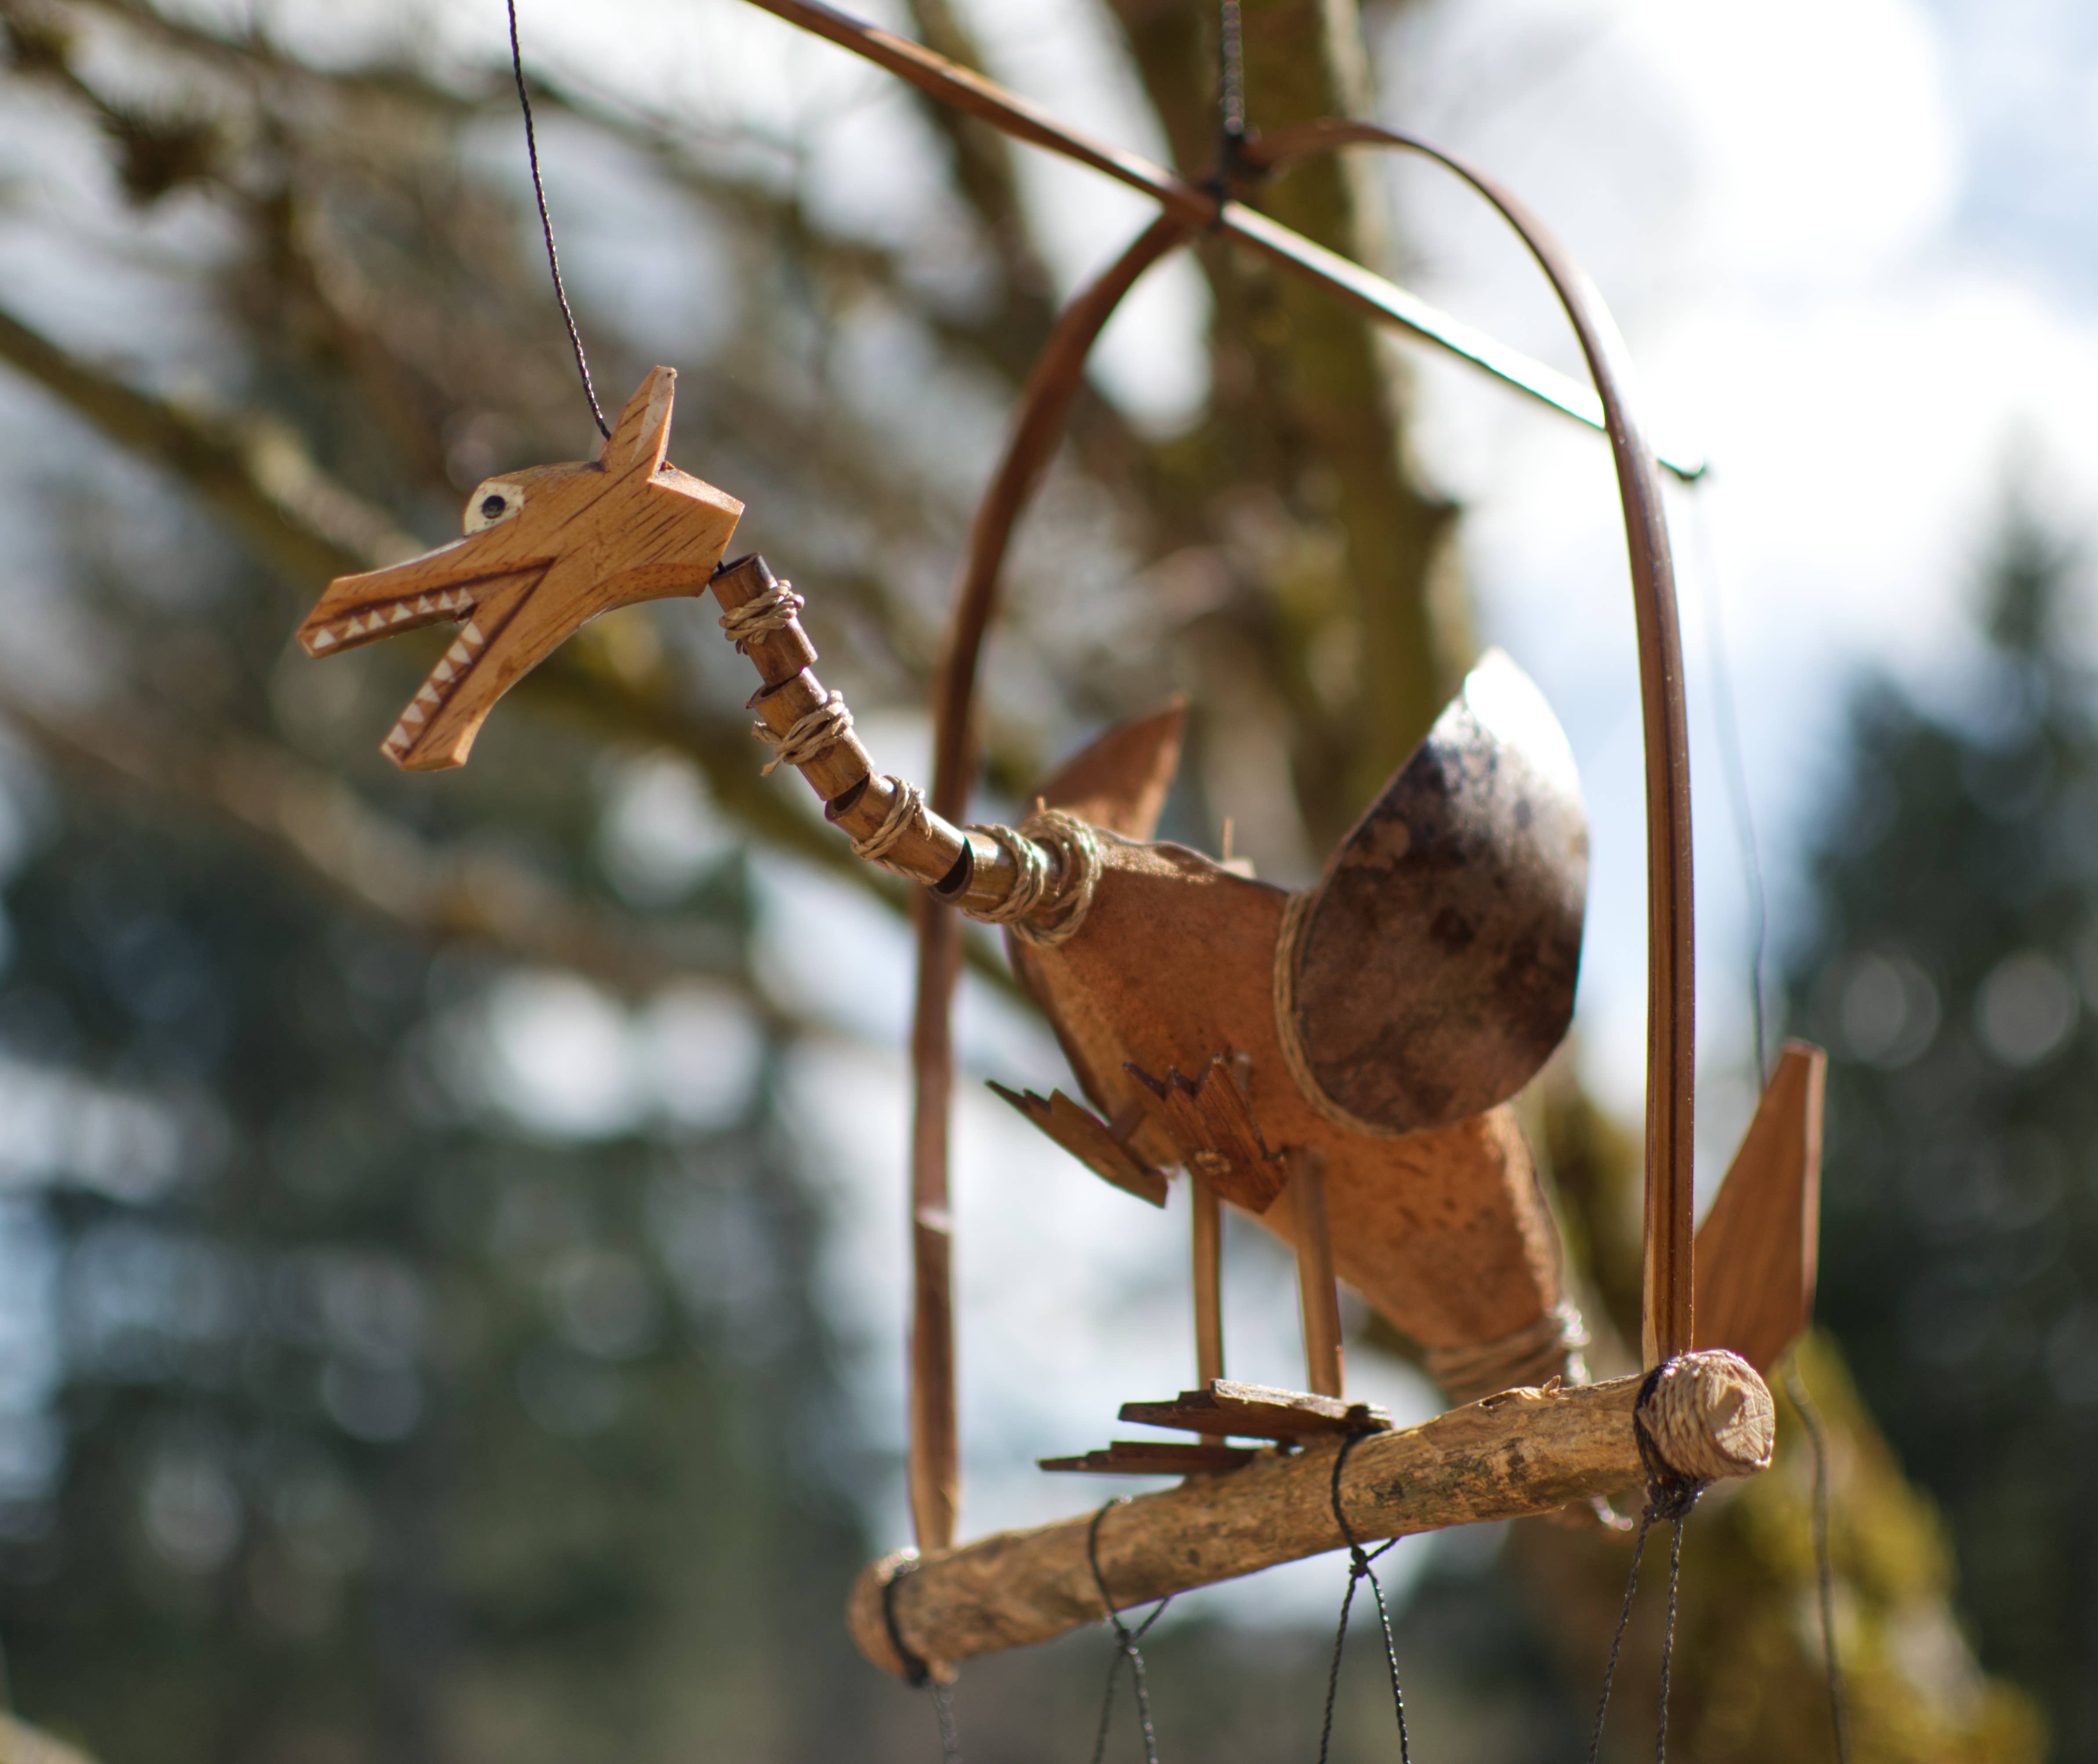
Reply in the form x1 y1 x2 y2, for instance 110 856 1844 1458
444 641 472 666
416 596 434 615
390 605 411 623
416 683 440 706
432 659 456 683
461 621 484 647
402 703 426 727
311 628 336 650
383 724 411 752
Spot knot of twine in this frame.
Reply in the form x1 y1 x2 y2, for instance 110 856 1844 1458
1422 1301 1592 1406
965 809 1104 948
719 581 806 653
851 777 932 869
1271 890 1403 1140
1633 1359 1709 1525
753 690 852 776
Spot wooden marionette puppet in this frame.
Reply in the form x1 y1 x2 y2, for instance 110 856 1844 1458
298 0 1833 1682
299 361 1819 1426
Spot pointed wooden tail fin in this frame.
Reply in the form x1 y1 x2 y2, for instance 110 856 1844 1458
1693 1041 1827 1373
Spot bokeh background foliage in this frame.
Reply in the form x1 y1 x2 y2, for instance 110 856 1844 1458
0 0 2083 1758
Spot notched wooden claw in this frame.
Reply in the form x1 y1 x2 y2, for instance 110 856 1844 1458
988 1083 1169 1207
1123 1053 1288 1213
296 368 743 771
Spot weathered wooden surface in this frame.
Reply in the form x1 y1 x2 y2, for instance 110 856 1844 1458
1694 1041 1826 1373
986 1083 1167 1207
1118 1380 1389 1442
1009 838 1571 1370
1285 651 1586 1132
1039 1441 1255 1475
1288 1153 1346 1397
850 1349 1772 1677
299 368 742 770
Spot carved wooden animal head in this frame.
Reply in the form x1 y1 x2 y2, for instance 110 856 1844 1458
297 369 742 770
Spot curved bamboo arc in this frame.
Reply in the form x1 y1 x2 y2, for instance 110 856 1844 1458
1245 120 1693 1367
905 217 1195 1553
734 0 1702 481
901 117 1696 1551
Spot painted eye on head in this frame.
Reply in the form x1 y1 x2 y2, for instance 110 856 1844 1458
463 480 526 534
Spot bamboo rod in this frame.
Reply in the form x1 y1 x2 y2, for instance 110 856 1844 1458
1191 1181 1224 1391
1245 119 1697 1370
850 1350 1772 1677
1190 1178 1225 1447
1288 1154 1344 1399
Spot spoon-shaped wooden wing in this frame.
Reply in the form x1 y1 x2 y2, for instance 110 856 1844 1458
1284 648 1586 1133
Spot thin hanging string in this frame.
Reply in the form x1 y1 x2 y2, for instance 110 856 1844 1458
1316 1431 1412 1764
1652 1517 1688 1763
931 1681 962 1764
1585 1509 1655 1764
1591 1378 1706 1764
505 0 611 439
1685 480 1768 1080
1783 1359 1852 1764
879 1561 963 1762
1217 0 1246 151
1087 1500 1172 1764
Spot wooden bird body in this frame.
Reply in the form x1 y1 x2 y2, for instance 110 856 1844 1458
1003 660 1588 1388
297 369 742 770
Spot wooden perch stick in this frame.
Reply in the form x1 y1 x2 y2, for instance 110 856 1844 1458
851 1349 1772 1678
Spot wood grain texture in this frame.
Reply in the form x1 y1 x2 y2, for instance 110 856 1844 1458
1009 830 1570 1366
1039 1441 1256 1475
1288 1153 1346 1397
986 1083 1168 1207
299 368 742 770
1693 1041 1827 1373
1118 1380 1389 1442
1125 1056 1289 1214
849 1350 1772 1676
1288 651 1585 1131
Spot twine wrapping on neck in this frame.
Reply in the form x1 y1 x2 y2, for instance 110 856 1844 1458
1422 1301 1591 1406
964 809 1104 948
719 580 807 653
851 777 932 869
1271 890 1403 1139
753 690 852 776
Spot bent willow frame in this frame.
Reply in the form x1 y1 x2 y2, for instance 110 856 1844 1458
731 0 1701 1551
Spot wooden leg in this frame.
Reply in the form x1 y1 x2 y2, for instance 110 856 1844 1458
1291 1151 1345 1399
1190 1177 1225 1444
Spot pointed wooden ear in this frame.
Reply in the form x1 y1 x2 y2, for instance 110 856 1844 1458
1035 699 1188 840
1693 1041 1827 1373
598 366 677 477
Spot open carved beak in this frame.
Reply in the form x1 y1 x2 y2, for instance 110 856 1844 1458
296 368 743 771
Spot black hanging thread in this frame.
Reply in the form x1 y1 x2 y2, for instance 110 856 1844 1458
1685 481 1769 1081
505 0 611 439
1087 1500 1173 1764
1784 1360 1852 1764
881 1558 964 1763
1586 1371 1707 1764
1686 481 1852 1757
1316 1429 1413 1764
